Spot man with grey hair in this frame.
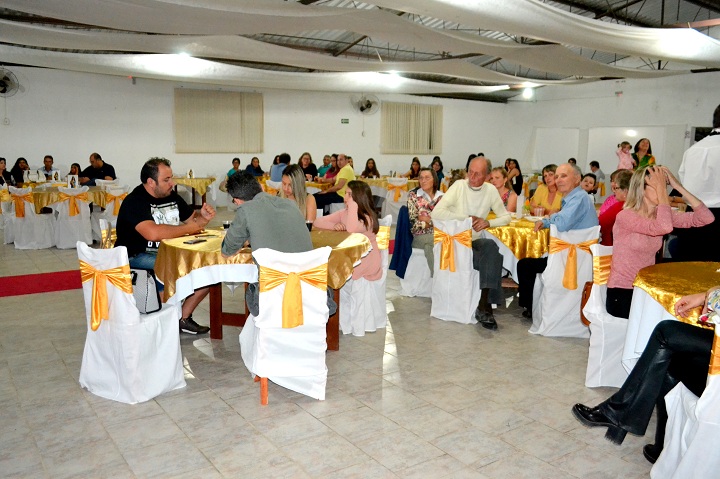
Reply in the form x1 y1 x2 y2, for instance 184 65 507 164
431 156 511 330
516 163 598 318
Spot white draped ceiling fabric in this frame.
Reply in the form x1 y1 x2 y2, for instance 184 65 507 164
0 0 718 98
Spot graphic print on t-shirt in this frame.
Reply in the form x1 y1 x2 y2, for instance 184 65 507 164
146 201 182 252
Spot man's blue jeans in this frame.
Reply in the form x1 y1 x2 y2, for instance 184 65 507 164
129 252 163 292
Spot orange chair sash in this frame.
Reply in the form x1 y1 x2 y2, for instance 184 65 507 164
598 182 606 197
58 192 89 216
433 227 473 272
105 192 128 216
376 225 390 250
592 254 611 285
265 187 279 196
0 189 9 202
11 192 33 218
387 183 408 202
258 263 328 329
549 237 598 290
78 260 133 331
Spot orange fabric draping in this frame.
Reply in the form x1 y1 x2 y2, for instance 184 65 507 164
58 191 89 217
387 183 408 202
105 191 128 216
376 225 390 250
592 254 612 285
78 260 133 331
548 237 598 290
433 227 472 272
258 263 328 328
11 192 33 218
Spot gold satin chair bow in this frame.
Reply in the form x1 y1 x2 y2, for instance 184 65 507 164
592 254 611 285
78 260 133 331
258 263 328 329
549 237 598 290
387 183 408 202
598 182 606 196
58 192 89 217
376 225 390 250
433 227 473 272
11 192 33 218
0 189 9 202
105 192 128 216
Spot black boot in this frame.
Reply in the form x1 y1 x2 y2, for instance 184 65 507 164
476 289 497 330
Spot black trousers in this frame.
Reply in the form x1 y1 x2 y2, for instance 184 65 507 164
598 320 713 444
517 257 548 311
606 287 633 319
471 238 504 305
314 191 343 214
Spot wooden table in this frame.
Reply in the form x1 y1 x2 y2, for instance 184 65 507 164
154 229 371 350
173 177 215 209
622 261 720 372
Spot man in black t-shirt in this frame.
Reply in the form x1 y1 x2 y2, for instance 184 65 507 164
116 157 216 334
79 152 117 186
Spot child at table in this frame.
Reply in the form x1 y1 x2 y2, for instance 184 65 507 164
313 180 381 281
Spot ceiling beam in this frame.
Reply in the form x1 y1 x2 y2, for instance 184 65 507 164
548 0 654 27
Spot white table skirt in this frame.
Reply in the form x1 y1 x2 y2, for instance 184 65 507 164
163 263 258 305
622 287 677 373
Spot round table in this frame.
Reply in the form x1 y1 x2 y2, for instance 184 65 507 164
482 217 550 281
623 261 720 371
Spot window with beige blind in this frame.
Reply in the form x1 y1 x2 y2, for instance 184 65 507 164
174 89 263 153
380 102 442 154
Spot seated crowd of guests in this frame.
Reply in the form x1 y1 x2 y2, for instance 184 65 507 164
0 153 115 186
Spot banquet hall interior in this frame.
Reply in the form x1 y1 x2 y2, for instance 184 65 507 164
1 1 719 478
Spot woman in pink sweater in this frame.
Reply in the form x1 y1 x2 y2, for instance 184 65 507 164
313 180 382 281
606 166 714 318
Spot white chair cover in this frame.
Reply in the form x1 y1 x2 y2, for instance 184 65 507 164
52 186 93 249
94 178 120 190
529 224 599 338
8 186 55 249
583 244 629 388
91 185 129 242
1 185 13 239
651 325 720 479
400 248 433 298
239 247 331 400
339 216 391 336
77 242 185 404
381 177 409 225
430 218 480 324
306 186 320 195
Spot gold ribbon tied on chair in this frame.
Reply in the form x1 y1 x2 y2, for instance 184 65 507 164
549 237 598 290
387 183 408 202
58 192 89 217
11 192 33 218
265 186 279 196
105 192 128 216
258 263 328 329
0 189 9 203
376 225 390 250
598 182 606 197
592 255 612 285
78 260 133 331
433 228 472 273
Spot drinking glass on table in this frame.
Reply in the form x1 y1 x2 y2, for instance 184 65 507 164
532 206 545 217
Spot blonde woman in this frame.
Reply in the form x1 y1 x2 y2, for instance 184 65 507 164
530 164 562 214
281 164 317 222
606 166 712 318
488 167 517 213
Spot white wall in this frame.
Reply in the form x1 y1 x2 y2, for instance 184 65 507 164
1 66 718 197
509 71 720 174
0 67 511 200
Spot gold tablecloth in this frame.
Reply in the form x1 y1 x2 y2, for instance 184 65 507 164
29 186 107 214
359 177 419 191
306 181 332 191
633 262 720 325
173 177 215 196
485 218 550 260
155 229 371 301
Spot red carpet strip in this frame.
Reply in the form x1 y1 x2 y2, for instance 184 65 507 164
0 270 82 297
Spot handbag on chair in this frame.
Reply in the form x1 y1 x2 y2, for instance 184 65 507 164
131 269 161 314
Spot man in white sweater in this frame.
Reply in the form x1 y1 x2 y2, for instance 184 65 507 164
431 157 511 329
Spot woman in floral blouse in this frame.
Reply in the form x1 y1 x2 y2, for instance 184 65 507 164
407 167 443 275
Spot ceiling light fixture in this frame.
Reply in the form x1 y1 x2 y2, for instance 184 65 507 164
522 87 534 100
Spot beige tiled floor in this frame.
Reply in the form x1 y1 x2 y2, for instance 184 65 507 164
0 211 655 478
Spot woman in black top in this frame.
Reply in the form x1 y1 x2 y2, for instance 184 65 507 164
0 158 13 186
10 157 29 184
298 152 318 180
506 158 523 196
245 156 265 177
